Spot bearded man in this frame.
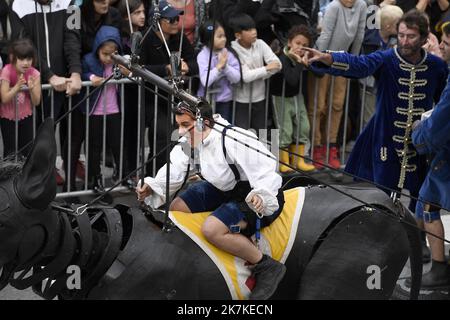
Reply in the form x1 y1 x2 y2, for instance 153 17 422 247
300 9 448 266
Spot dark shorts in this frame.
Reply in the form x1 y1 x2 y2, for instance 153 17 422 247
178 180 284 237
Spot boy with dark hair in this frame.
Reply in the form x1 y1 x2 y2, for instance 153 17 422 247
230 13 281 132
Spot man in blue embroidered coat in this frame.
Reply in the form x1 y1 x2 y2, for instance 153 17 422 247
409 22 450 288
301 10 448 272
300 10 447 215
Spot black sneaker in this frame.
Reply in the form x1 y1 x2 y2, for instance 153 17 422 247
405 260 450 289
420 260 450 289
250 255 286 300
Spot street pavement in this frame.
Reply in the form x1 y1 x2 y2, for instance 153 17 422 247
1 170 449 300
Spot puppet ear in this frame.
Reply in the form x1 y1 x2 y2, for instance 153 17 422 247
15 118 57 210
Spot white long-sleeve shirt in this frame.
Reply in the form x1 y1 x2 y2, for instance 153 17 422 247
231 39 281 103
144 115 282 216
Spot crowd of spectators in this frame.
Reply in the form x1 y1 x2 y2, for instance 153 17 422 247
0 0 448 173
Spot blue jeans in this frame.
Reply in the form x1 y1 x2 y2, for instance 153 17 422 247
178 180 284 236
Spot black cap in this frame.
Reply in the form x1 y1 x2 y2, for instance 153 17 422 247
150 0 184 19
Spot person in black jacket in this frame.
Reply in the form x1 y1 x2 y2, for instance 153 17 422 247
10 0 83 187
0 0 10 63
258 0 313 45
213 0 314 47
117 0 146 187
10 0 83 113
60 0 122 192
216 0 275 45
80 0 122 55
140 0 199 175
0 0 9 41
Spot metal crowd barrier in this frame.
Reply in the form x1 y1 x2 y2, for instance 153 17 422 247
0 73 375 198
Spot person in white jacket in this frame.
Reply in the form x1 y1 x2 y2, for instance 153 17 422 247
136 101 286 300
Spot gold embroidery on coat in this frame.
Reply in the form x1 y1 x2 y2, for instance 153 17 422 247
394 59 428 189
331 62 350 71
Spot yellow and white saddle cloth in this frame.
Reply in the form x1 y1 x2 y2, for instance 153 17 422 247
169 187 306 300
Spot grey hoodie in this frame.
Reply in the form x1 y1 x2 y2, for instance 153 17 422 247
315 0 367 55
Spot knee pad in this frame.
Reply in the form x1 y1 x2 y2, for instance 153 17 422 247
422 210 441 223
415 201 441 223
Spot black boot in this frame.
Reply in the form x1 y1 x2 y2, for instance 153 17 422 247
249 255 286 300
420 260 450 289
421 232 431 263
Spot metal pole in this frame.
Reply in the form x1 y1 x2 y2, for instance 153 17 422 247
51 89 54 120
102 87 107 188
341 78 351 166
326 76 335 167
33 105 36 139
311 75 319 159
232 94 236 125
120 83 125 182
85 86 90 190
140 77 146 192
163 93 172 231
248 83 253 129
280 78 287 162
265 79 270 130
67 96 73 191
136 81 142 175
153 86 158 175
14 96 18 162
112 54 203 109
295 72 303 151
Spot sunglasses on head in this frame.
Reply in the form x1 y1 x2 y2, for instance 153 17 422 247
163 16 180 24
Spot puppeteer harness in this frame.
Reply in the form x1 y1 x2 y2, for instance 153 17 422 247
220 124 262 240
219 125 284 239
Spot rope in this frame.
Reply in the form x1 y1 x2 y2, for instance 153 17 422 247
125 0 133 36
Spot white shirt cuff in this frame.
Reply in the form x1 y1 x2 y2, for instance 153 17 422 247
140 177 166 209
245 188 279 216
